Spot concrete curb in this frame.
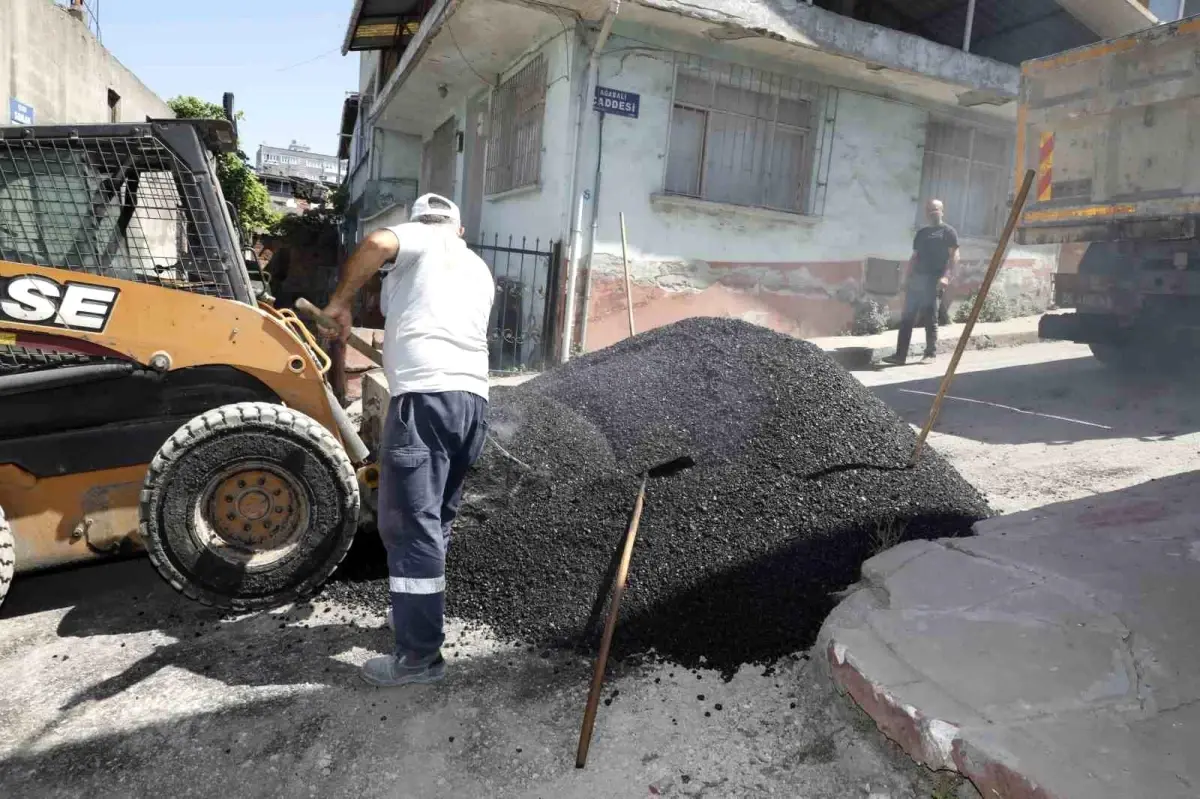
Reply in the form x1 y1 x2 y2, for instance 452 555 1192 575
817 473 1200 799
824 641 1056 799
825 328 1041 370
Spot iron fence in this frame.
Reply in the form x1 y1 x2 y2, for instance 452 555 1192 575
469 234 562 373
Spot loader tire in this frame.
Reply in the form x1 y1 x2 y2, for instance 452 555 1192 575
0 505 13 612
139 402 359 610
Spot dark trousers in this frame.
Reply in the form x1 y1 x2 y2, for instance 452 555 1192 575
895 275 939 360
379 391 488 663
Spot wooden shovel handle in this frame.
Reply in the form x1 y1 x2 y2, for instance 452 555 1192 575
294 298 383 368
576 474 648 768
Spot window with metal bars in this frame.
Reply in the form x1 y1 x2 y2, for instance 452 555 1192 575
918 119 1013 239
665 56 820 214
485 54 546 196
0 135 235 299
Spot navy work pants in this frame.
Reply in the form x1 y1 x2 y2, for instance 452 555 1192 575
379 391 488 664
895 274 940 360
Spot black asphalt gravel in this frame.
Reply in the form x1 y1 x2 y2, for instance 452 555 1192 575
329 317 989 675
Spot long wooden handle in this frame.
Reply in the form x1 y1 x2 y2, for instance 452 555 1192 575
294 298 383 368
910 169 1036 465
576 474 648 768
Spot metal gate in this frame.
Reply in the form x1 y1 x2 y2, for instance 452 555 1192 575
469 234 562 373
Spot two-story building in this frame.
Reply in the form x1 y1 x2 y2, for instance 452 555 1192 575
338 0 1161 365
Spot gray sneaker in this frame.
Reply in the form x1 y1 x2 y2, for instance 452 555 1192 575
361 653 446 687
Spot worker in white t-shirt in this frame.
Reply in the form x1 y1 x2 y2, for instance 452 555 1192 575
323 193 494 687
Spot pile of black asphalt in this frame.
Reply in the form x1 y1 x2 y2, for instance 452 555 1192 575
328 317 989 676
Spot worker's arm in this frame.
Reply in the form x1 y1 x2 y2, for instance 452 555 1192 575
941 246 959 286
903 227 922 285
901 251 917 287
940 226 960 286
322 229 399 341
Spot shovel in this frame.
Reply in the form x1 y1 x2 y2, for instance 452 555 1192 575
575 454 695 768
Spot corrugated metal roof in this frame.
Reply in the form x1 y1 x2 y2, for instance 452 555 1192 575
342 0 426 53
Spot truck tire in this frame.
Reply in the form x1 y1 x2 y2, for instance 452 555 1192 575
1089 342 1134 369
1089 342 1168 373
0 505 13 612
139 402 360 610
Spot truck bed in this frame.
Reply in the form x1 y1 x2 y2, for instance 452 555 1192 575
1017 18 1200 246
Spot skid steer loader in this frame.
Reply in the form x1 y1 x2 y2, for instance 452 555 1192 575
0 118 372 612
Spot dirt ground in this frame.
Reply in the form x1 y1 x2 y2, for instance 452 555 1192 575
3 341 1195 799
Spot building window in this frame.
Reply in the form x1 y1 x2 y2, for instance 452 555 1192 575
485 53 546 195
107 88 121 123
918 118 1013 239
664 56 819 214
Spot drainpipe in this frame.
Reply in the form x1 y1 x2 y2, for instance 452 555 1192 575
560 0 620 362
577 110 605 352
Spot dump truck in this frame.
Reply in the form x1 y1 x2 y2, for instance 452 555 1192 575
1018 17 1200 370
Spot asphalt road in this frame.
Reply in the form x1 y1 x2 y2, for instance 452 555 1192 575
4 341 1196 799
857 341 1200 514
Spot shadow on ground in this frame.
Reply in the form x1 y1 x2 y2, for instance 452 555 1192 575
0 643 608 799
1 557 386 708
873 355 1200 446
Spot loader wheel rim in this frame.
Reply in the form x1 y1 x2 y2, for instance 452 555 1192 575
196 461 309 568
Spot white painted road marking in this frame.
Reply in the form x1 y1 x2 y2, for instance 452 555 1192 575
897 388 1113 430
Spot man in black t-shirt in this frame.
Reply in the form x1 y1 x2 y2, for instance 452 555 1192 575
883 199 959 365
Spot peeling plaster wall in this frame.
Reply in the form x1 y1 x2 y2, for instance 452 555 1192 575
393 12 1058 353
576 30 1057 352
584 35 931 267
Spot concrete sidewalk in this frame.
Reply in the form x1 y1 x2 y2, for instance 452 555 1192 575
818 472 1200 799
812 315 1042 368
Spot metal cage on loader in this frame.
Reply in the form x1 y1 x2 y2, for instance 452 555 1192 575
0 119 368 611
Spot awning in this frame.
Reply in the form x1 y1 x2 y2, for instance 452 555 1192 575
342 0 428 53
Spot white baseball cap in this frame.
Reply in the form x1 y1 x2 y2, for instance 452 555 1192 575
410 193 461 225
